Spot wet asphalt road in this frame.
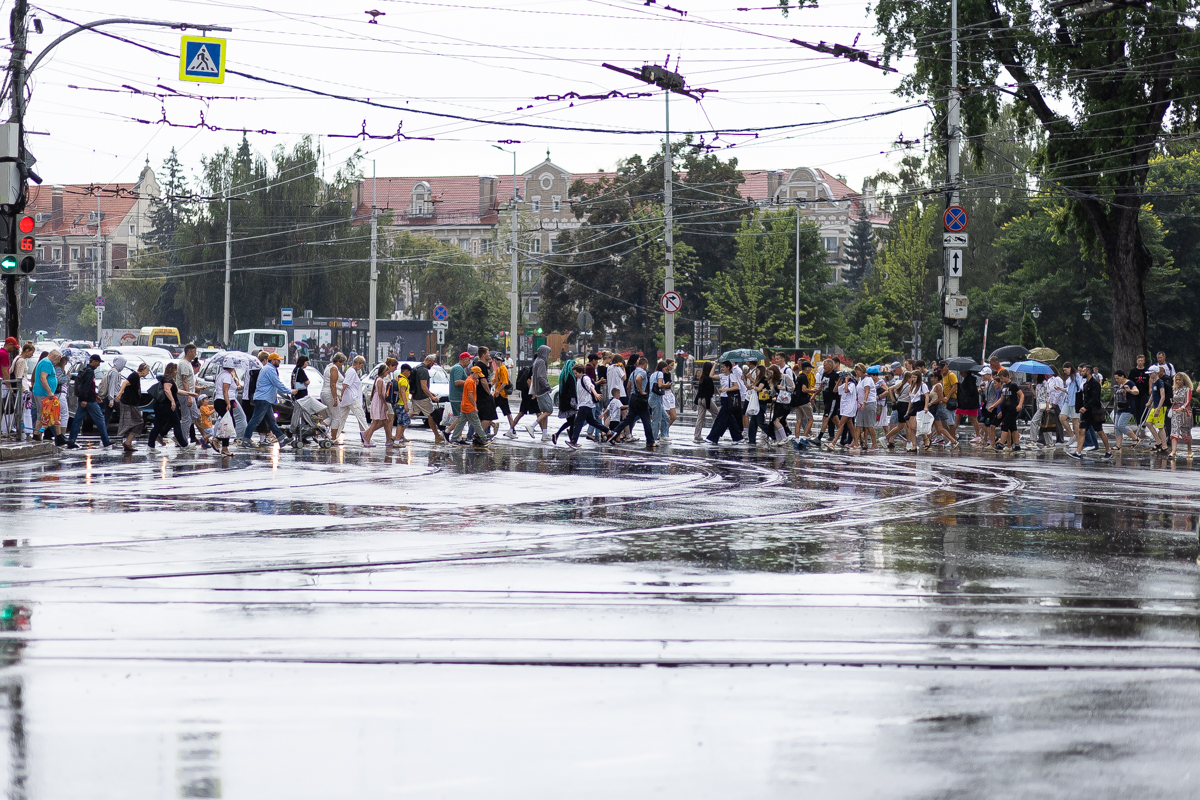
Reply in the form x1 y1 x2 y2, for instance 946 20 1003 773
1 422 1199 798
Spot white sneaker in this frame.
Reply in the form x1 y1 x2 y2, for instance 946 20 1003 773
541 433 552 442
504 430 518 439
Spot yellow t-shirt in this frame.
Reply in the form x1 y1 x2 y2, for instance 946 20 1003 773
942 371 958 400
395 374 410 405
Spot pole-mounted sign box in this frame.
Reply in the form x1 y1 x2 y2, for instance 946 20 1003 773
180 36 226 84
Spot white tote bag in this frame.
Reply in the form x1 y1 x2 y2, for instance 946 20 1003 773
745 393 761 415
915 410 934 436
215 412 237 439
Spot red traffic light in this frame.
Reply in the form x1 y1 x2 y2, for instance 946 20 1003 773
19 236 33 252
17 215 34 234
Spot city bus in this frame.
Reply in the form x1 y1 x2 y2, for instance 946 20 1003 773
136 326 182 355
231 328 288 359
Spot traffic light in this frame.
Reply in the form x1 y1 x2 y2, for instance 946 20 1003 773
2 214 35 276
15 213 35 274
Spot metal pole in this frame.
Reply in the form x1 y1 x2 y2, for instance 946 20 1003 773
3 0 28 340
368 160 378 364
942 0 961 359
794 205 800 350
95 194 102 344
663 87 674 360
222 181 231 344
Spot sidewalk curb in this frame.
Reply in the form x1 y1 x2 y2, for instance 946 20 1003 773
0 441 58 463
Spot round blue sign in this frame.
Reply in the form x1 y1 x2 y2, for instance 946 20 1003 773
433 304 449 321
943 206 968 232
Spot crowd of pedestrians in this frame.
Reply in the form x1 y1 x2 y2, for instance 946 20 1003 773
1 334 1194 462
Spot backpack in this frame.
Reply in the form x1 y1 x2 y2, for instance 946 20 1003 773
383 378 399 405
516 365 532 393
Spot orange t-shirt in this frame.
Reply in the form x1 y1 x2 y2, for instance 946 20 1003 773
462 375 478 413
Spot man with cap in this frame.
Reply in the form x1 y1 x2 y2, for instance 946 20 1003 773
448 351 472 425
66 354 112 449
448 365 489 447
240 352 294 448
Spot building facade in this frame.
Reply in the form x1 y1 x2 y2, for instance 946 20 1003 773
25 161 159 289
354 160 887 324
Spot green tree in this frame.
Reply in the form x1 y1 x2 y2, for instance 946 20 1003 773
147 147 193 331
1019 312 1039 350
841 213 875 290
874 0 1200 369
879 205 939 333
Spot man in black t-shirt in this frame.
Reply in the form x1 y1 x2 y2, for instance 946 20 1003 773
408 354 444 443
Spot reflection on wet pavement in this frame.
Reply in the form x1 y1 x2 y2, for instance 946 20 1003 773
1 435 1199 797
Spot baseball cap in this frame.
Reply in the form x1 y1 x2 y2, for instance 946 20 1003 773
267 353 282 363
459 352 471 360
4 337 16 347
1148 365 1160 373
890 361 902 370
979 367 993 376
470 365 483 375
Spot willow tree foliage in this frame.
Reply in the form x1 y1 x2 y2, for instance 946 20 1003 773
874 0 1200 368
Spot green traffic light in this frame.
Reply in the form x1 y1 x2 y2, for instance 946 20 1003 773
536 327 543 335
0 255 16 276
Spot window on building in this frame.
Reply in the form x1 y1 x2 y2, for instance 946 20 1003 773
531 197 541 213
53 248 61 262
531 238 541 254
86 247 98 261
411 182 431 215
525 297 540 315
823 237 839 253
549 237 558 254
552 196 561 212
70 248 80 261
480 239 491 254
129 224 136 235
459 239 471 252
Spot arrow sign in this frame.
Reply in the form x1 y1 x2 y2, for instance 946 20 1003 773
945 248 963 277
660 291 682 314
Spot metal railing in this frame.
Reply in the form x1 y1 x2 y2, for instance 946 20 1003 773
0 379 26 439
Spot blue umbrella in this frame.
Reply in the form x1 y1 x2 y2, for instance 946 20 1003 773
1010 359 1054 375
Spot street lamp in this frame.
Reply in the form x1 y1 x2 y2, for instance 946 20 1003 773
493 144 519 360
1082 299 1092 322
1030 303 1041 320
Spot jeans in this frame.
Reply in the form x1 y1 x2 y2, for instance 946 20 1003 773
1114 411 1133 438
747 405 772 444
649 394 669 439
570 405 610 444
68 400 110 446
610 398 654 444
706 395 744 443
241 400 286 445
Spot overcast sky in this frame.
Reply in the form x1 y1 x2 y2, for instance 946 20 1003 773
20 0 928 193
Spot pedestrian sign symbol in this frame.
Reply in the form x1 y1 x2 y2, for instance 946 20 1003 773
943 205 968 232
433 304 450 321
180 37 226 84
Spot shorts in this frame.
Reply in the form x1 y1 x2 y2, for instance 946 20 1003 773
393 405 411 426
662 390 676 411
495 395 511 416
980 408 997 428
410 397 434 418
536 393 553 414
796 404 813 425
893 401 909 423
1062 406 1080 420
1000 409 1018 432
854 403 877 427
935 405 954 424
956 407 979 417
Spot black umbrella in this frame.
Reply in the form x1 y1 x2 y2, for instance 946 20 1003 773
988 344 1029 363
945 356 979 373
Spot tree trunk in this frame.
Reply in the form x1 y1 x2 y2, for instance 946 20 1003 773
1105 219 1152 374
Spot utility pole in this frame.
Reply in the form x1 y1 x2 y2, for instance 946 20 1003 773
222 180 231 344
95 194 102 344
663 85 674 361
794 205 800 350
942 0 962 360
493 145 519 361
368 160 378 364
2 0 29 340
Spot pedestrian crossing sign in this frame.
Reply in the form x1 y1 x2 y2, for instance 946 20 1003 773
179 36 226 84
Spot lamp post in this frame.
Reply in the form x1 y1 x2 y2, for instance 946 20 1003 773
493 145 519 360
1082 299 1092 322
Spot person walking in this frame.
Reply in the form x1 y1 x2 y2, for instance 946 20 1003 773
177 343 199 444
610 356 657 448
661 361 677 433
240 354 294 449
147 362 191 451
392 363 412 443
364 357 397 448
1059 362 1083 442
648 359 671 443
1156 352 1177 441
771 365 795 445
794 360 816 439
1068 364 1111 459
855 364 878 451
338 356 370 446
826 370 858 451
321 352 347 442
1111 370 1139 451
99 355 126 428
703 360 743 447
692 361 718 443
815 358 840 445
408 354 446 443
530 345 554 441
551 360 578 444
117 363 150 452
213 363 239 456
30 349 62 445
745 364 774 447
491 352 517 438
955 368 982 443
1145 365 1169 451
567 362 612 448
448 365 490 447
1128 353 1150 445
66 354 112 449
1167 372 1193 459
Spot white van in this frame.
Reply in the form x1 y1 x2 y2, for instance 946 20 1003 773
231 329 288 359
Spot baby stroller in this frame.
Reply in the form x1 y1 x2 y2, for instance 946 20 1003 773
290 394 335 449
